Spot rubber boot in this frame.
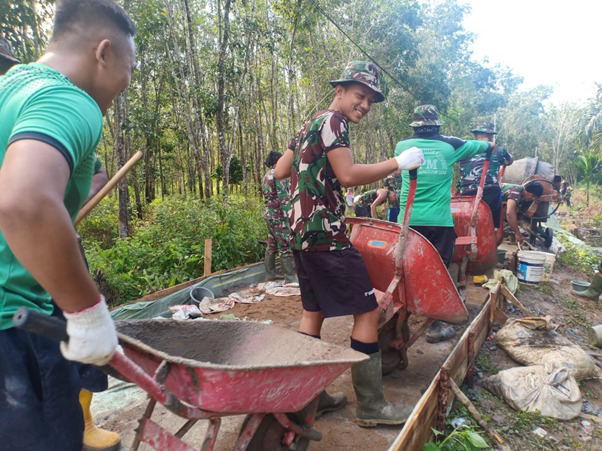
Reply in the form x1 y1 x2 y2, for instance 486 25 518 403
264 250 277 280
80 390 121 451
351 351 414 427
316 390 348 418
426 320 456 343
280 255 298 284
572 272 602 301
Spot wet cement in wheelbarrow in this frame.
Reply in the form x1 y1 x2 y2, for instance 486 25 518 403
97 284 488 450
116 319 363 367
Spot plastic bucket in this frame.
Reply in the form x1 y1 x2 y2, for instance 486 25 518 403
516 250 547 285
542 253 556 282
190 285 215 305
571 280 590 292
497 249 506 266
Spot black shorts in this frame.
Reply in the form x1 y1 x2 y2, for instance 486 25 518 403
293 247 378 318
461 185 502 228
412 226 457 267
354 205 371 218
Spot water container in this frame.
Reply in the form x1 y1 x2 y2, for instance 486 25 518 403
516 250 547 285
542 253 556 282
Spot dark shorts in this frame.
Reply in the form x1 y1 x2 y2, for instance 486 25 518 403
354 205 371 218
412 226 457 267
293 247 378 318
0 308 84 451
462 185 502 227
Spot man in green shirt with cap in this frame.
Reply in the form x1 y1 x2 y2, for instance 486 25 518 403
395 105 493 342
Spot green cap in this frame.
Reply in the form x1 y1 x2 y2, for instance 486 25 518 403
330 60 385 103
471 121 497 134
409 105 442 127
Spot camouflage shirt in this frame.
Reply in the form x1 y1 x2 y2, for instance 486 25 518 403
459 146 512 193
501 183 523 203
287 110 351 251
262 168 291 220
355 189 378 208
384 175 401 208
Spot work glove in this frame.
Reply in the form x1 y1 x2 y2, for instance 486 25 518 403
60 295 118 365
395 146 425 170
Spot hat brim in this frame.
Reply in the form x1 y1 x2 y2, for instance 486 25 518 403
471 129 497 134
0 52 20 63
330 79 385 103
410 120 443 127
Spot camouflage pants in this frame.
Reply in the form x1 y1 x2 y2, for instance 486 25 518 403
265 218 292 258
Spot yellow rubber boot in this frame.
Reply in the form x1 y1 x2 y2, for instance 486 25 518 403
80 390 121 451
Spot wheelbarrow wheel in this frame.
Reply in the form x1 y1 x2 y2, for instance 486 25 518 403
239 414 309 451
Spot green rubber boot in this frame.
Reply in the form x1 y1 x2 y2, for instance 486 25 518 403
316 390 348 418
264 250 277 280
280 255 298 284
351 351 414 427
572 272 602 301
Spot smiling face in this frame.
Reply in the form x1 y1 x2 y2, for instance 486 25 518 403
334 82 376 124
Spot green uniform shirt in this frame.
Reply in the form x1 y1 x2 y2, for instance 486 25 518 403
355 189 378 208
501 183 523 203
395 134 490 227
0 63 103 330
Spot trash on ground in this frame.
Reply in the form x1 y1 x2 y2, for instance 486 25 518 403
473 275 488 284
532 427 548 438
482 363 582 420
496 316 599 380
483 269 518 294
168 304 202 320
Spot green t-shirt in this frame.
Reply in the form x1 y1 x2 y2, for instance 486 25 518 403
395 134 490 227
0 63 103 330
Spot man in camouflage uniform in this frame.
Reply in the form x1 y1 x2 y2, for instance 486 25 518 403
395 105 493 343
384 171 401 221
501 182 543 244
458 122 513 228
274 60 424 427
354 187 393 219
262 151 296 283
0 37 21 75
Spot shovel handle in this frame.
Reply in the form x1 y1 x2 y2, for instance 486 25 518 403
12 307 69 342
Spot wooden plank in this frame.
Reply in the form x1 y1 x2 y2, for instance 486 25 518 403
204 238 213 277
390 292 493 451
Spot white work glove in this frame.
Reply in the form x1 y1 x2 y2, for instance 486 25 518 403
60 295 118 365
354 195 361 204
394 146 425 170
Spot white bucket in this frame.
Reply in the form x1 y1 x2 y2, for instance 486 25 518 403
516 250 547 285
542 253 556 282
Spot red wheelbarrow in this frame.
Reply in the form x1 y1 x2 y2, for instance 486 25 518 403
348 169 468 374
13 311 367 451
451 147 498 282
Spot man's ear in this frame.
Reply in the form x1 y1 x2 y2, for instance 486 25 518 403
95 39 112 66
335 84 346 98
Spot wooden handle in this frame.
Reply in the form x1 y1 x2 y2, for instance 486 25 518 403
76 151 143 225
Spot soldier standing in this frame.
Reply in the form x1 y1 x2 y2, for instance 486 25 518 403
458 122 513 228
395 105 493 343
275 60 424 426
262 151 296 283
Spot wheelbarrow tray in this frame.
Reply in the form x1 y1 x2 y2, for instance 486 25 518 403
115 319 366 414
451 195 498 273
348 218 468 324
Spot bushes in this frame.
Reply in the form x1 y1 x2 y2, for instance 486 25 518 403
80 195 267 306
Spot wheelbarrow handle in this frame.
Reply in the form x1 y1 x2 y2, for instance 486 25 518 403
12 307 69 342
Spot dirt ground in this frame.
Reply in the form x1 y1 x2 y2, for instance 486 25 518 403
96 284 488 450
448 261 602 450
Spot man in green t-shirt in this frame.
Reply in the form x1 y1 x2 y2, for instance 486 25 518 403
275 61 424 427
395 105 492 343
0 1 136 448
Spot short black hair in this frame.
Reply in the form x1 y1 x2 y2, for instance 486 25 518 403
525 182 544 197
51 0 136 42
265 151 282 168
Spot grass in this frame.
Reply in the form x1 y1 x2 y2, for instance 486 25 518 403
475 354 500 374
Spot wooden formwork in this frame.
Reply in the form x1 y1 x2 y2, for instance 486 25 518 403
389 285 504 451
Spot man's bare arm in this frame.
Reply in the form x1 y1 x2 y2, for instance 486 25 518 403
85 166 109 204
370 189 388 219
0 140 101 313
506 199 523 243
327 147 398 188
274 149 294 180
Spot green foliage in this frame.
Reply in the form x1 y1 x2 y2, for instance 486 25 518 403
511 410 559 433
556 234 599 274
77 196 120 249
424 426 489 450
81 195 267 306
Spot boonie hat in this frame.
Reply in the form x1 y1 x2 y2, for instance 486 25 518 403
471 121 497 135
410 105 442 127
330 60 385 103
